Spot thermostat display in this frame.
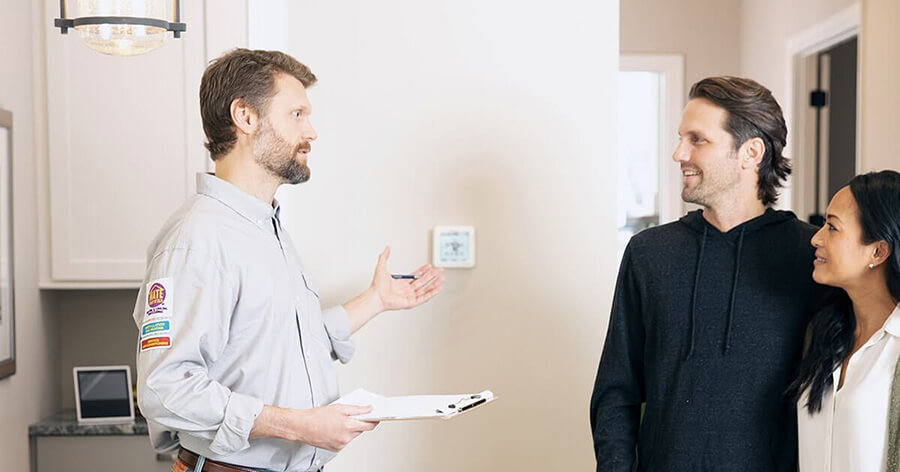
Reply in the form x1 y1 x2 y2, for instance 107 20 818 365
433 226 475 268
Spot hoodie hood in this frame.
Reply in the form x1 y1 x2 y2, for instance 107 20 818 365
678 208 796 241
679 207 798 237
678 208 798 359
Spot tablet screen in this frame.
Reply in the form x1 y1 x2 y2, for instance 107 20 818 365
76 369 131 419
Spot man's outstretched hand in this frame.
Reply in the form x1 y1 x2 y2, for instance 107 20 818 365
371 246 444 312
344 246 445 333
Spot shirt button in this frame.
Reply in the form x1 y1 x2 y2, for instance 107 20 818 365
315 459 322 467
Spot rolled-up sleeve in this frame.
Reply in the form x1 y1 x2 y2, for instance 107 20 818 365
208 391 265 455
135 247 263 455
321 305 355 363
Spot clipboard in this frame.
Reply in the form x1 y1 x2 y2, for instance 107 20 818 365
334 388 496 422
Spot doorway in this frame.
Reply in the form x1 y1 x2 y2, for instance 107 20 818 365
809 37 858 224
786 3 860 224
617 54 684 259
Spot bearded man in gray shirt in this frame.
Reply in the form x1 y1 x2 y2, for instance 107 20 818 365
134 48 444 472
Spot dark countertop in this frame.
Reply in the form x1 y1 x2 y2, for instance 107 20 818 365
29 410 149 437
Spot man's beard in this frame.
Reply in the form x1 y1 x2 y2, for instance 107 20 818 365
681 153 740 207
253 119 311 185
681 176 710 206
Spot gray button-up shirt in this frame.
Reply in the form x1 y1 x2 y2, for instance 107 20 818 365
134 173 354 472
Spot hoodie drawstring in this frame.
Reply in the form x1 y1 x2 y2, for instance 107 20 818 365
685 225 708 360
723 227 746 355
686 225 746 359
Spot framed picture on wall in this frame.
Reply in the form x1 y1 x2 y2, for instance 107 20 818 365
0 108 15 380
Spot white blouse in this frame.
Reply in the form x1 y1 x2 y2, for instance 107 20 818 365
798 303 900 472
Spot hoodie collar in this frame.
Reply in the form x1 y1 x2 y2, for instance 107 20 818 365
679 207 796 238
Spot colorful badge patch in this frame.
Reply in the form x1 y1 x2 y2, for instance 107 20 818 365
148 283 166 307
145 277 174 318
141 319 171 338
140 336 172 352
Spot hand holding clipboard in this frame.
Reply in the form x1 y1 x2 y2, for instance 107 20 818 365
334 388 496 422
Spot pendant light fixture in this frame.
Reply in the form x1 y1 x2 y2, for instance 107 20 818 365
54 0 186 56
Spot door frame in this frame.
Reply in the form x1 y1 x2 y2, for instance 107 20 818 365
784 3 860 219
619 53 685 225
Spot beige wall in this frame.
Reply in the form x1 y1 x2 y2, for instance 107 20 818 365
57 290 138 409
740 0 857 102
621 0 742 98
742 0 900 175
859 0 900 172
739 0 899 174
251 0 619 470
0 0 61 470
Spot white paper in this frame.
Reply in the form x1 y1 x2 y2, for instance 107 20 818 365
334 388 495 421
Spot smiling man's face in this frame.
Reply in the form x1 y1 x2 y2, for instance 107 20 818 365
672 98 743 208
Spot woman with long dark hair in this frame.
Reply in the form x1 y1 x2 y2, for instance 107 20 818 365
790 170 900 471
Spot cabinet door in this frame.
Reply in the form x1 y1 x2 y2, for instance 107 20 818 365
42 0 208 283
36 436 173 472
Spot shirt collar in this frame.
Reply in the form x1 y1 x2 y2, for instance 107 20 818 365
882 302 900 338
196 173 281 227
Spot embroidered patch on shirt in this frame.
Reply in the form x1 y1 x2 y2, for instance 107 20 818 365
140 336 172 352
141 319 171 338
145 277 174 318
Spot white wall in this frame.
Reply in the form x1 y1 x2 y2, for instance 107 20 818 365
0 0 61 469
251 1 619 470
859 0 900 172
621 0 742 99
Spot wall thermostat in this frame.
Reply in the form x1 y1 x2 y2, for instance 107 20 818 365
432 226 475 268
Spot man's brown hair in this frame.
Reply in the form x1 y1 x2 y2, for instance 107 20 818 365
200 48 317 160
689 76 791 206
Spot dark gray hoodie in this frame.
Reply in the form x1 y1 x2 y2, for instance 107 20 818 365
590 209 826 472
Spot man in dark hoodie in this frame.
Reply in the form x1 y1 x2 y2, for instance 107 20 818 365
590 76 823 471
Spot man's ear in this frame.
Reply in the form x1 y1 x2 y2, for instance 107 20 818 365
230 98 259 137
740 136 766 170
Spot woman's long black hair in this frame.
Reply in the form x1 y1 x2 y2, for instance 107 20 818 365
787 170 900 414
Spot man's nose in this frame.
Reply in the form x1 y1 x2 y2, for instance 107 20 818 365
301 119 317 142
672 140 689 163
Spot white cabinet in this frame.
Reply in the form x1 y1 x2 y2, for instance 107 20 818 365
38 0 250 288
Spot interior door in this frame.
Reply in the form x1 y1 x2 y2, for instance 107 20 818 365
809 36 857 224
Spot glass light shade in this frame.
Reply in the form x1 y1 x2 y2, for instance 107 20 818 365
75 24 167 56
70 0 171 56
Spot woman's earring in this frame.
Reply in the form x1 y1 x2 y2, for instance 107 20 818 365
869 263 876 269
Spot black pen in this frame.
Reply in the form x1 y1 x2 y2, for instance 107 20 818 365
391 274 420 280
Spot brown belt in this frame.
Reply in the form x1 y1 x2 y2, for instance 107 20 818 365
176 448 260 472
